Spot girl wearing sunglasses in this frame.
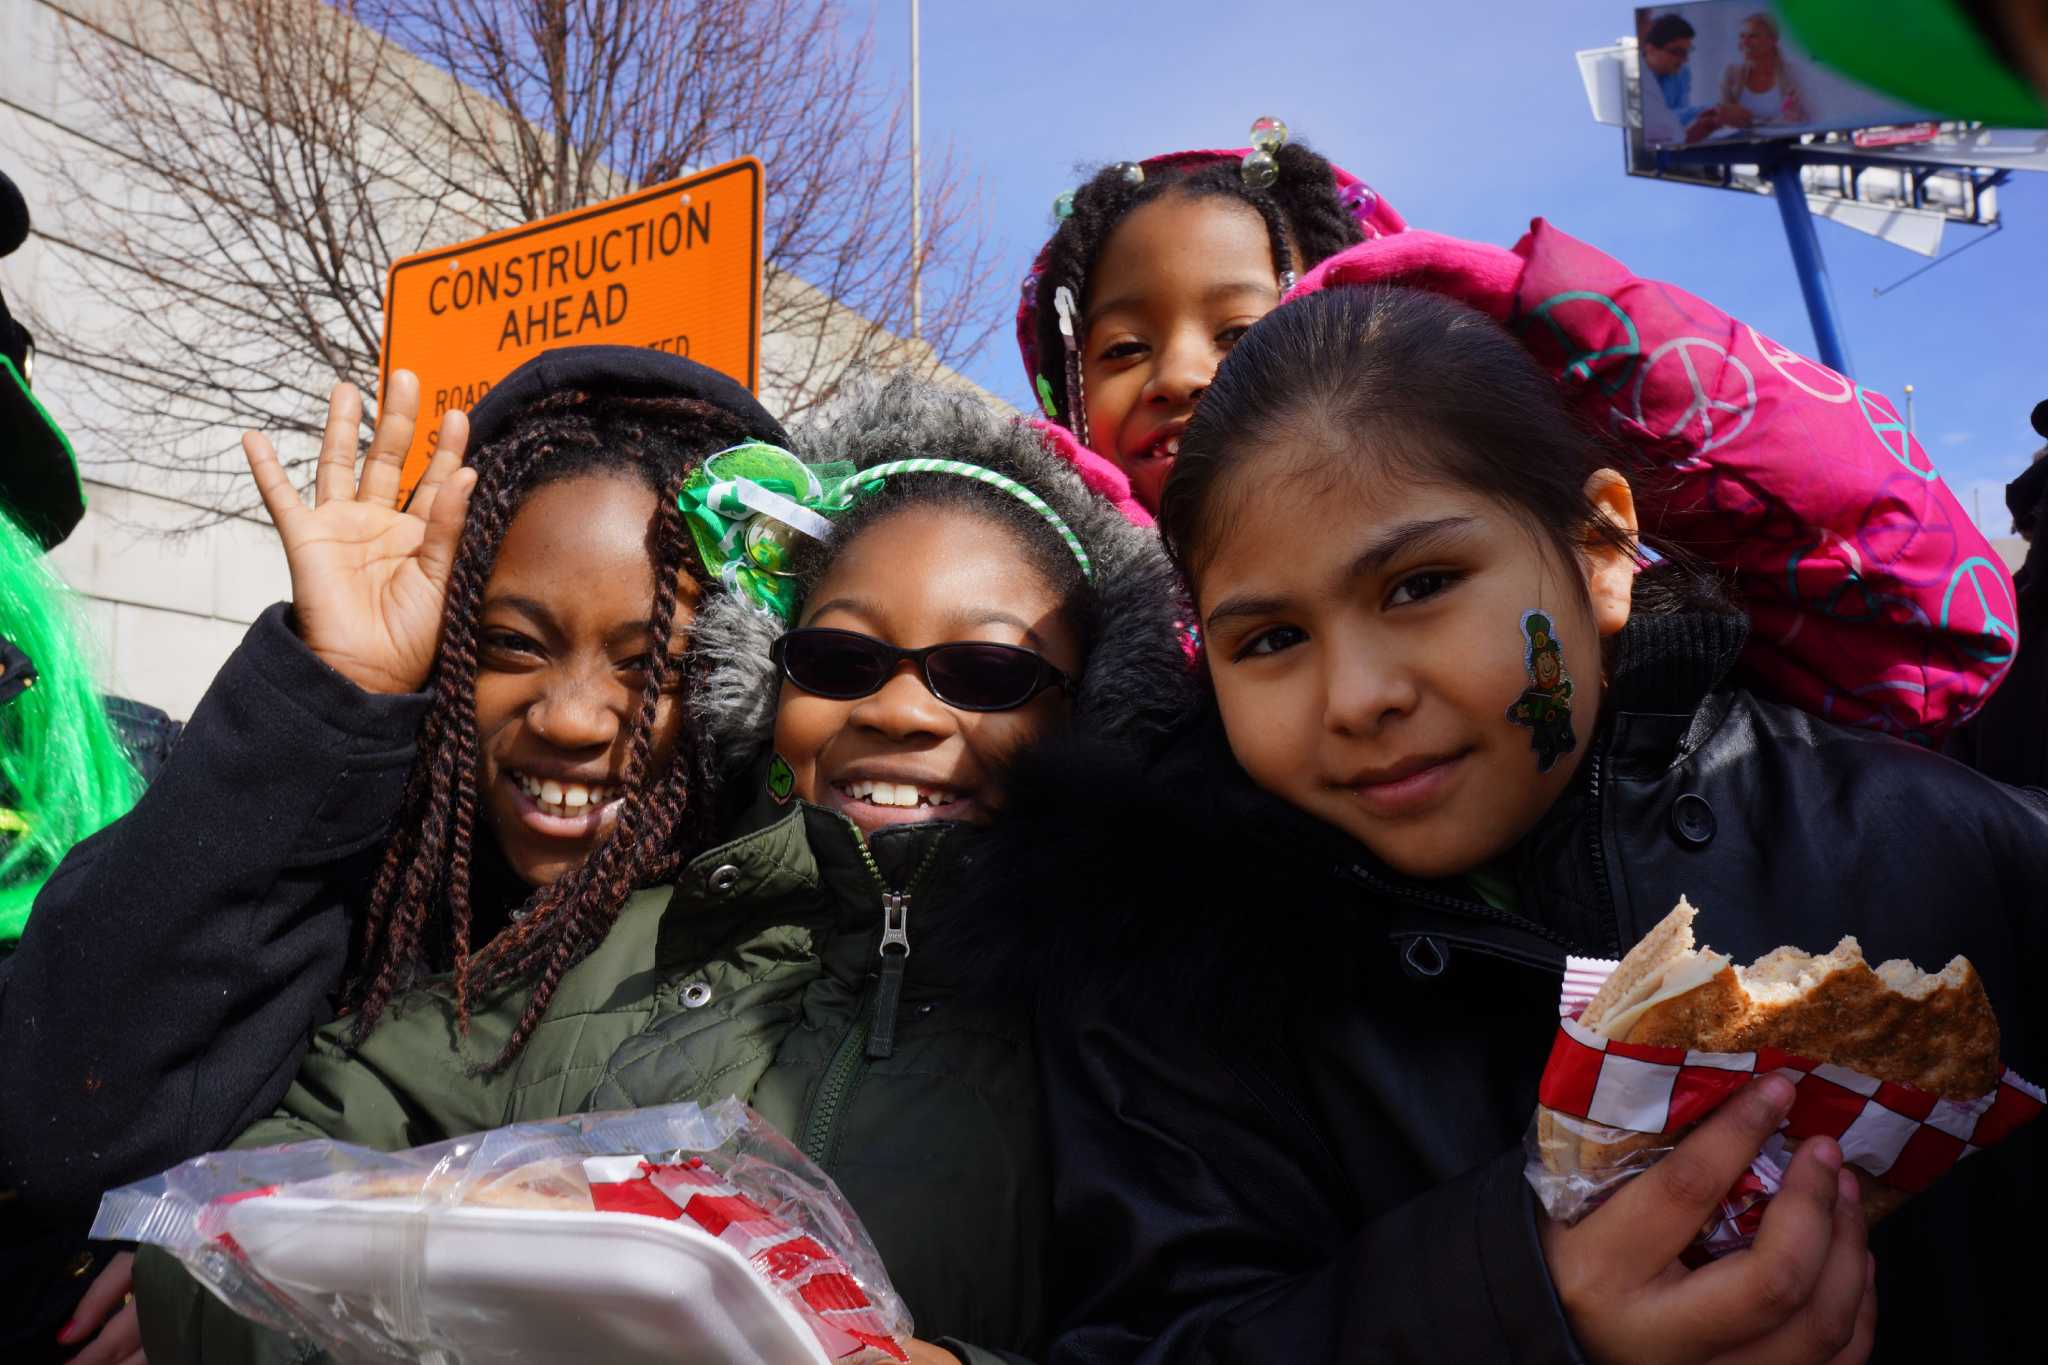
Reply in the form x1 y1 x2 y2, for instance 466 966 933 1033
141 376 1194 1365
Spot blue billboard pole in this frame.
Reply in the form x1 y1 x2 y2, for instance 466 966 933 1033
1658 142 1858 377
1764 160 1854 376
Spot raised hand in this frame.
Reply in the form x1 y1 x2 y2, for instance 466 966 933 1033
1540 1076 1876 1365
244 371 477 695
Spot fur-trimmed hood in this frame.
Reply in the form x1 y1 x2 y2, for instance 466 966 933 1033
687 373 1200 786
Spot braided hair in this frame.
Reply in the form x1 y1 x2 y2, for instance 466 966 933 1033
347 389 750 1066
1031 141 1365 432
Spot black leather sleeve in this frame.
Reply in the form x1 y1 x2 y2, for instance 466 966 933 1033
0 603 426 1220
1036 1000 1585 1365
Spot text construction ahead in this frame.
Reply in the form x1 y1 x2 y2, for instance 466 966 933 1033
379 157 762 503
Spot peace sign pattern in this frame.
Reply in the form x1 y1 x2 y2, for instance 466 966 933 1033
1302 221 2016 741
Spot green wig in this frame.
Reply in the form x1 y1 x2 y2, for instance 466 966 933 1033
0 506 139 941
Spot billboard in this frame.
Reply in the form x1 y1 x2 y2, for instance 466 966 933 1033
1634 3 1935 149
378 156 763 504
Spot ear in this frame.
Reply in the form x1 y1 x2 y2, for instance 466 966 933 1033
1580 468 1638 639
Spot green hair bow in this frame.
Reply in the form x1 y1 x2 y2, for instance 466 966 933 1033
679 445 1096 621
677 443 853 621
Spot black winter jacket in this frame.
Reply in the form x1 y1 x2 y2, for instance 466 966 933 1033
989 612 2048 1364
0 606 421 1361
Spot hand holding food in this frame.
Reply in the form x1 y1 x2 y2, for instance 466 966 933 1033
1530 898 2039 1251
1539 1076 1875 1365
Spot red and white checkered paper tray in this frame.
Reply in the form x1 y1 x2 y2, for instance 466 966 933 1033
1524 955 2044 1260
92 1099 912 1364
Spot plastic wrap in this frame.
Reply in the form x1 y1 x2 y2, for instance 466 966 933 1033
1525 954 2045 1261
93 1098 911 1363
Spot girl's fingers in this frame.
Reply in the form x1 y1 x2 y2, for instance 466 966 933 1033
359 370 421 510
1585 1076 1797 1279
416 466 476 594
243 430 308 539
65 1301 143 1365
1754 1171 1872 1365
1684 1137 1846 1354
409 408 470 523
1826 1255 1877 1365
60 1252 132 1346
313 382 364 507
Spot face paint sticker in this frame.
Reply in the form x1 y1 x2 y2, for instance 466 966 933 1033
767 752 796 805
1506 610 1577 773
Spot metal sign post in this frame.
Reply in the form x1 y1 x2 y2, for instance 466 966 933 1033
1582 3 2042 383
1650 132 2018 378
1767 155 1853 375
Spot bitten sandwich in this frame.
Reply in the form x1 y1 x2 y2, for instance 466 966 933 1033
1542 896 2004 1221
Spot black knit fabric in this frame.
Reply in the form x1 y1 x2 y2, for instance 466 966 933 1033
1606 606 1751 716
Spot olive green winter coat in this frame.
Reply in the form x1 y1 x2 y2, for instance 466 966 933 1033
136 796 1048 1365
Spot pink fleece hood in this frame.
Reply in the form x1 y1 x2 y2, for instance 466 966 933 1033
1287 224 2017 742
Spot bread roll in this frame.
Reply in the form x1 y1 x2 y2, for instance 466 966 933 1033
1545 898 2001 1222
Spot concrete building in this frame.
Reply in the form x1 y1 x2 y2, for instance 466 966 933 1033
3 0 1005 718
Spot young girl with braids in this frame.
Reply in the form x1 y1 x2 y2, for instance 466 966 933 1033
137 373 1195 1365
1016 118 1403 520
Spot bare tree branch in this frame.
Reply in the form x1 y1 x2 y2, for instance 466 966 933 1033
31 0 999 524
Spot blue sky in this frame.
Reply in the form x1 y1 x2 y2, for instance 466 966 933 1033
862 0 2047 536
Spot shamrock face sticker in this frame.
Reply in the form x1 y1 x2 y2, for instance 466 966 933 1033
1506 610 1577 773
767 752 796 805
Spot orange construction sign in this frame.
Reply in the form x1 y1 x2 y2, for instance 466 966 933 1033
378 156 763 504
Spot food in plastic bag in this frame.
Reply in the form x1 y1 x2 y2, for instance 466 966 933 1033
93 1098 911 1363
1525 899 2043 1259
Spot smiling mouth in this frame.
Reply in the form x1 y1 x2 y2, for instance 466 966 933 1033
1129 432 1182 464
510 770 619 821
834 778 960 810
1334 749 1472 817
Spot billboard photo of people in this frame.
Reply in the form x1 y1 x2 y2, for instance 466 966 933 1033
1636 2 1933 147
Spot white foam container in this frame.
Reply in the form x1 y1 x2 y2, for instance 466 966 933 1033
221 1196 831 1364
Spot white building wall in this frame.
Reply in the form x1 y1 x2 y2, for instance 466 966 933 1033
4 0 1008 718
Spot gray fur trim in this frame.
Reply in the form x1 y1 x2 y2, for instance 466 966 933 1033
690 373 1199 780
688 590 784 780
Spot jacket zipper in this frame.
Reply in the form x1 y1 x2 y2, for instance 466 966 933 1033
797 830 944 1166
1338 863 1576 952
867 887 913 1060
1582 742 1622 956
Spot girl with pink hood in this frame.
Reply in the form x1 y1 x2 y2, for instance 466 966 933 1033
1016 121 2012 743
1016 120 1402 524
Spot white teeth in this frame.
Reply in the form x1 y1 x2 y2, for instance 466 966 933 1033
513 771 611 818
842 779 955 809
835 777 954 810
1165 435 1181 456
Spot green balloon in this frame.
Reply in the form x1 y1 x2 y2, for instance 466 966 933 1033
1774 0 2046 127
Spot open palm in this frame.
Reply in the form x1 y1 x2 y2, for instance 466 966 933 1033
245 370 478 695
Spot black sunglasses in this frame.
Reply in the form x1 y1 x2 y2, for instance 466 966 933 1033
771 628 1071 712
